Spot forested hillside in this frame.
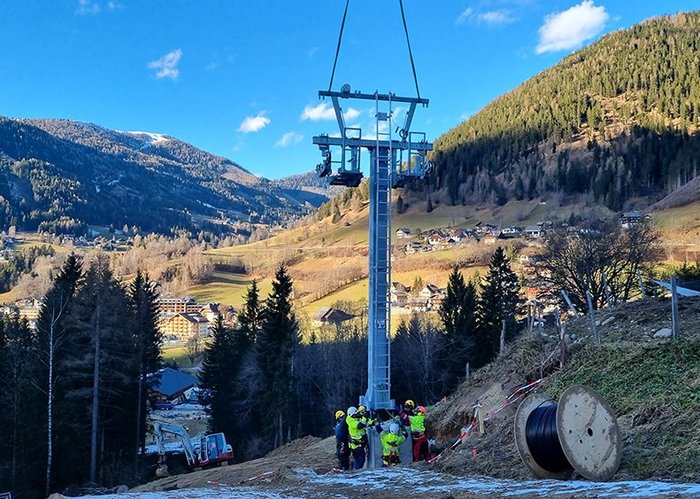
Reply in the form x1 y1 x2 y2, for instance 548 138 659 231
0 118 328 235
430 12 700 210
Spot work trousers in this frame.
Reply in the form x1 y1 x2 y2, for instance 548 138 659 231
413 434 431 462
351 446 366 470
337 449 350 470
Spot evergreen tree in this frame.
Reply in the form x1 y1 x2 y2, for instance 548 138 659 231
199 315 236 441
229 281 263 458
255 265 299 450
0 316 38 497
59 255 137 485
35 254 82 496
127 270 162 474
392 314 441 405
438 267 477 393
476 247 523 366
238 280 262 345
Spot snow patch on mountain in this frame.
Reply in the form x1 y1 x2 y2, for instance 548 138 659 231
125 131 171 148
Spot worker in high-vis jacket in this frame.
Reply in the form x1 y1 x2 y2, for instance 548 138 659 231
400 400 431 461
346 405 375 469
334 409 350 471
376 422 407 466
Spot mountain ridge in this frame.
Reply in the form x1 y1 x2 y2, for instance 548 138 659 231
0 116 331 236
426 11 700 211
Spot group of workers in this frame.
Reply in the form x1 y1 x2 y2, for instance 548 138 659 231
334 399 431 470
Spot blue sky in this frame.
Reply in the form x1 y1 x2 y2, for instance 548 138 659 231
0 1 697 179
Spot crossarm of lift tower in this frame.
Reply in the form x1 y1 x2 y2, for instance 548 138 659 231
313 86 431 151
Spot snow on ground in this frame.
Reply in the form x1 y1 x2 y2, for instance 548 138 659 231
80 467 700 499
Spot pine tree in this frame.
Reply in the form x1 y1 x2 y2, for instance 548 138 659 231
238 280 262 345
127 270 162 474
438 267 477 392
60 255 136 485
255 265 299 450
35 254 82 496
476 247 522 366
0 316 38 497
199 315 236 439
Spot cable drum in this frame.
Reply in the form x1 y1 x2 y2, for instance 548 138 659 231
525 404 573 473
514 385 622 482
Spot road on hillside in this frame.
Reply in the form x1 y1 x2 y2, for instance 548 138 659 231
80 467 700 499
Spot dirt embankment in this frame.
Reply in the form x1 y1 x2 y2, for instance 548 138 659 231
136 297 700 493
134 436 337 492
430 296 700 482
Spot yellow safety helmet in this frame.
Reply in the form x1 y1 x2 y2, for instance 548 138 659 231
404 399 415 410
358 405 367 414
335 410 345 420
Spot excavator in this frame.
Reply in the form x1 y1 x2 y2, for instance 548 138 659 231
153 421 234 478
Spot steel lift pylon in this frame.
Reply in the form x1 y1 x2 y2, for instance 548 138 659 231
313 85 432 468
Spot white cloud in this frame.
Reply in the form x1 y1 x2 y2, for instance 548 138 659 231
77 0 100 14
301 102 361 122
478 10 515 24
238 113 271 133
536 0 609 54
344 108 361 122
76 0 120 15
456 7 474 24
148 49 182 80
456 7 515 25
276 132 304 147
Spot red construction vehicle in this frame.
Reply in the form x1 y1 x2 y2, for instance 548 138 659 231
153 421 234 477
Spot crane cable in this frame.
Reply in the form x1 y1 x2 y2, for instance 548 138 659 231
327 0 422 99
398 0 421 99
328 0 350 92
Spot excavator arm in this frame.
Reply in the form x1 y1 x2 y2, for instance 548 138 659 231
153 421 198 477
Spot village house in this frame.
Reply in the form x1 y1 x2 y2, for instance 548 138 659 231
412 284 444 310
501 227 521 238
157 296 200 315
419 284 442 299
200 302 223 322
620 210 643 229
428 230 450 246
148 367 197 405
313 307 355 327
16 297 42 330
525 225 543 238
403 241 424 254
159 312 209 341
475 222 498 236
390 282 411 307
395 228 413 239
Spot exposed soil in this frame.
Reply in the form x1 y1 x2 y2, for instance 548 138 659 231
132 297 700 495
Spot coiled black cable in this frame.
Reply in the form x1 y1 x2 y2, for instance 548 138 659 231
525 404 573 473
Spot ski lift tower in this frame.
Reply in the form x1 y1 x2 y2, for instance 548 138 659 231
313 83 432 451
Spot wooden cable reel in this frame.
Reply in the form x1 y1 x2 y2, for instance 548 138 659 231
514 385 622 481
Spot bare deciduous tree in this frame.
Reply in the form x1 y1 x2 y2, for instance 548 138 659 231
535 222 662 309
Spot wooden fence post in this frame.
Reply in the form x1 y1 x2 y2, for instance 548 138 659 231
556 308 566 368
561 290 577 314
671 276 680 339
586 290 600 346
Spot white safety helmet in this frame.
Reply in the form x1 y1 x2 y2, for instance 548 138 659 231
389 423 400 435
347 406 358 417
